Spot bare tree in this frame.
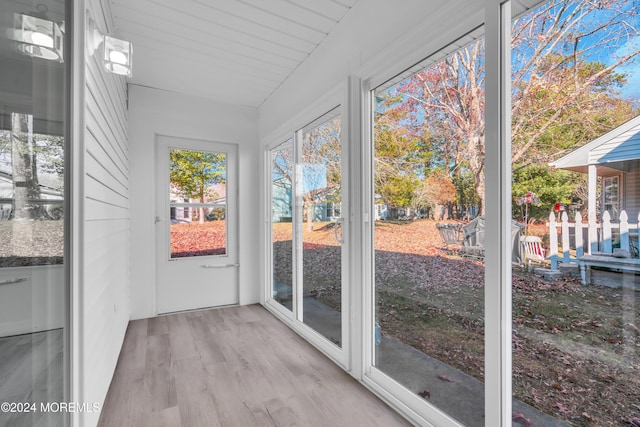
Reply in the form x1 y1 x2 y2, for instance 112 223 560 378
393 0 640 215
301 117 341 231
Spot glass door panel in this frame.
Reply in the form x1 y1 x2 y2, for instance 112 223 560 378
300 109 343 347
372 34 485 425
510 1 640 425
0 0 68 425
169 148 227 258
271 140 294 311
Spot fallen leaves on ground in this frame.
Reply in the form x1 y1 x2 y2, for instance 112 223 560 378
513 412 532 426
170 221 227 257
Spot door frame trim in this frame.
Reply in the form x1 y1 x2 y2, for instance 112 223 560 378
154 133 239 315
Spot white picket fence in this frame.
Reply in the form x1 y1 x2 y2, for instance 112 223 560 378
547 210 640 269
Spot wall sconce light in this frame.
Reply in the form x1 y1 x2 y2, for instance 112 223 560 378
12 6 64 62
87 13 133 77
103 36 133 76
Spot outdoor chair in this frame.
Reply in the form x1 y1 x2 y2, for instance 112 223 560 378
436 222 485 261
436 223 464 251
520 235 546 267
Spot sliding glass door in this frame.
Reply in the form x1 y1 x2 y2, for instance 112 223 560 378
264 2 640 425
370 30 486 426
268 106 347 356
0 0 69 426
510 1 640 425
271 139 294 311
299 109 344 347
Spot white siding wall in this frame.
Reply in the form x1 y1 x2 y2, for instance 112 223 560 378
589 123 640 164
128 85 259 320
79 1 131 425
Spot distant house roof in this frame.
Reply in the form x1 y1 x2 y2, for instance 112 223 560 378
0 170 63 197
0 170 11 182
550 114 640 173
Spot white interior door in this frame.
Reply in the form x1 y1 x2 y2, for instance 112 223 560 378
155 135 238 314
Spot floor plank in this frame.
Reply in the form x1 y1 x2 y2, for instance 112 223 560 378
98 305 410 427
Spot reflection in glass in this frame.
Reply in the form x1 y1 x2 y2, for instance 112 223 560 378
0 1 67 425
301 110 343 347
511 1 640 425
169 149 227 258
373 35 485 425
0 116 64 266
271 140 294 310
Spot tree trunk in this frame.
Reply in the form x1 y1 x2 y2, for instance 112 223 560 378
475 171 486 216
11 113 42 220
306 203 314 232
467 135 485 216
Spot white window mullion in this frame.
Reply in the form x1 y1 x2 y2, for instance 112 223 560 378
484 1 512 426
293 129 304 322
361 78 375 376
346 75 364 377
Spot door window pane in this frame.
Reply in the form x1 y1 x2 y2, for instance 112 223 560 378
300 108 343 347
511 1 640 425
169 149 227 258
373 33 485 425
271 140 294 310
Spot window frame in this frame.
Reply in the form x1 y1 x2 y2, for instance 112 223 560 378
167 147 229 259
260 1 572 425
602 175 622 221
357 1 512 425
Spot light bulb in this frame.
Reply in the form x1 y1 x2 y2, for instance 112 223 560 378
31 31 54 48
109 50 127 65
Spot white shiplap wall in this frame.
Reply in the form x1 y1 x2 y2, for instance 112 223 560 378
79 0 131 425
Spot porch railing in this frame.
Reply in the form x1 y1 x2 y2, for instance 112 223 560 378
547 210 640 269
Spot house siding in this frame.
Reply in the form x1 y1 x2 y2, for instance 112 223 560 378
80 0 131 426
589 123 640 164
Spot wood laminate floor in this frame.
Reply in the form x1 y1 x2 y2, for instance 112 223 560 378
98 304 410 427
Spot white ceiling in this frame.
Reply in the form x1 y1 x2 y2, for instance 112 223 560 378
109 0 359 107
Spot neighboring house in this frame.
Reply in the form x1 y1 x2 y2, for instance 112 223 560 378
0 169 64 220
272 177 293 222
271 177 341 223
550 115 640 224
170 183 227 222
375 203 388 220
